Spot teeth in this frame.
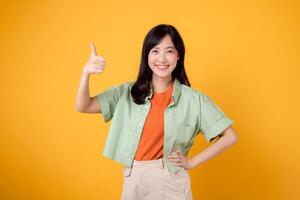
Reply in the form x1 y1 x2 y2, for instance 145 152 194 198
156 65 169 69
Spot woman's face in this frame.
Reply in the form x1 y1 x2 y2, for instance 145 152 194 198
148 34 179 80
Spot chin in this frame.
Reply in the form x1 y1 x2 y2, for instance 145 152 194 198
153 72 172 79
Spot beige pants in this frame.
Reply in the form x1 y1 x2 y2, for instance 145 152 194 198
121 158 193 200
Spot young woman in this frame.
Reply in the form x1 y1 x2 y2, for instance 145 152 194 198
76 24 238 200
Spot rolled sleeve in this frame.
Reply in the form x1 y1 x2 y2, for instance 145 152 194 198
95 82 129 123
199 93 234 143
96 93 113 122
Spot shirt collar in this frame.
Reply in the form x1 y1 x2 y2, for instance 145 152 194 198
146 78 182 105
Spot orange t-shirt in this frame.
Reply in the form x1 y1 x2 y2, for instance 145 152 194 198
134 80 174 160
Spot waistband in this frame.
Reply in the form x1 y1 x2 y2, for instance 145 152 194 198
132 158 164 168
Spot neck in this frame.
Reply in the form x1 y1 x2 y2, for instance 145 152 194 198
151 75 173 93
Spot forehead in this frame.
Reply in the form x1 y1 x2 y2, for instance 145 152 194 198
153 35 176 49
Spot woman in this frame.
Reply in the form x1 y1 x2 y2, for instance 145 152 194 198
76 24 238 200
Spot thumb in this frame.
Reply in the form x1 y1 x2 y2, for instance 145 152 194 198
89 42 97 57
174 149 183 154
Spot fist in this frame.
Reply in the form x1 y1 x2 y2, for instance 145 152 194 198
83 43 106 75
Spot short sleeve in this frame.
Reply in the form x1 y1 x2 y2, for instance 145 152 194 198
96 82 129 123
198 93 234 143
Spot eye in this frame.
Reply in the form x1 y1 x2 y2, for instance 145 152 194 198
167 50 175 53
151 49 159 53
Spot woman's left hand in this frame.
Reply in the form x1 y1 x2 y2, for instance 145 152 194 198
167 150 195 170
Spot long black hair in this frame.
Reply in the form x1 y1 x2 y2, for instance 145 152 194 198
131 24 191 104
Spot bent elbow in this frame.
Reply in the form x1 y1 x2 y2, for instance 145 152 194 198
230 132 239 145
75 105 86 113
76 107 83 113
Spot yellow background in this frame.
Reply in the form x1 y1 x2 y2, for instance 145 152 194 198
0 0 299 199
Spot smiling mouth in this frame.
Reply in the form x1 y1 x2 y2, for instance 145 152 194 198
155 65 169 69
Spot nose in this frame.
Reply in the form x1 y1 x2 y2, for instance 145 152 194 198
158 52 167 63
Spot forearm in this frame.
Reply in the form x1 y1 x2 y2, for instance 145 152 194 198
189 128 238 168
76 72 91 111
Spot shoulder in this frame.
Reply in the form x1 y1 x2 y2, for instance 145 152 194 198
110 81 133 91
116 81 133 87
99 81 133 97
180 84 207 99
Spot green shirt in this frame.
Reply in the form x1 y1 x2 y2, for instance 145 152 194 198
96 78 234 173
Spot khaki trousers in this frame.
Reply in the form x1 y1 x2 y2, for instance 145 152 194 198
121 158 193 200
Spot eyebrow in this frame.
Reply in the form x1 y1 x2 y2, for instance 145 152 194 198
152 46 176 50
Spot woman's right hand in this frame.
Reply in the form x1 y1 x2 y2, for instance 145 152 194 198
82 43 106 75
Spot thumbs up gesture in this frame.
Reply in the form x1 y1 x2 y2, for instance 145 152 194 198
83 43 106 75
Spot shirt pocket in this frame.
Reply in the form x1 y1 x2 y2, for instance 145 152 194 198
172 125 196 153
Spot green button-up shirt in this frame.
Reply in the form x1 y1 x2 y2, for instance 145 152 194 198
96 78 234 173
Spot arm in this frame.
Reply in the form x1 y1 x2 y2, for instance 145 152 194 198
167 93 237 170
189 126 238 168
75 73 100 113
75 43 106 113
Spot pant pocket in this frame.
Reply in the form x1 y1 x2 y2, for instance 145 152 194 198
166 167 191 195
121 167 134 200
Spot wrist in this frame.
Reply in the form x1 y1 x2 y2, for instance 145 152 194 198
82 71 90 77
189 159 197 169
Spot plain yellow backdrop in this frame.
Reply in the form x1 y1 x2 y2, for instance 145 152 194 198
0 0 299 199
